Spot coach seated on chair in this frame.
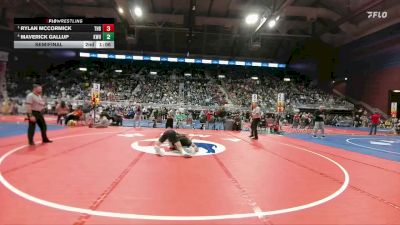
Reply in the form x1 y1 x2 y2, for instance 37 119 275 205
65 106 83 125
232 114 242 131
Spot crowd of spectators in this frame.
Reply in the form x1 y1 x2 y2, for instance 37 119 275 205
6 61 141 102
130 74 227 106
4 60 400 133
6 60 351 112
2 96 399 134
223 76 351 111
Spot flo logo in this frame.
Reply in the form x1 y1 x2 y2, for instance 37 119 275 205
131 139 226 156
367 11 388 19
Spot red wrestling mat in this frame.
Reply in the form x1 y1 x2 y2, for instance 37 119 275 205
0 126 399 225
0 115 59 125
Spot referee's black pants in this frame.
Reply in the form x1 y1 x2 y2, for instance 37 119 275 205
28 111 50 144
250 118 260 139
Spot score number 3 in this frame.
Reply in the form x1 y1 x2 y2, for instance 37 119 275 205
102 24 114 32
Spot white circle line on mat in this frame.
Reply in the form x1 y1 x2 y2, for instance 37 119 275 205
0 132 350 221
346 137 400 155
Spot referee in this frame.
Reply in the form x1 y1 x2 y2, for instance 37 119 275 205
249 102 261 140
26 84 52 145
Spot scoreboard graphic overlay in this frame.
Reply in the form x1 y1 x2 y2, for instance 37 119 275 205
14 18 114 49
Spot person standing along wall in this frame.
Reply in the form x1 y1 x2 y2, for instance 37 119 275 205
313 106 326 138
166 109 174 129
369 111 381 135
56 101 69 125
133 103 142 128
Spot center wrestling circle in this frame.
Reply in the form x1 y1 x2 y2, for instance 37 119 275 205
131 138 226 156
0 132 350 221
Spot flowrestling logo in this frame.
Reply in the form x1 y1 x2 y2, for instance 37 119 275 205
131 139 226 156
367 11 388 19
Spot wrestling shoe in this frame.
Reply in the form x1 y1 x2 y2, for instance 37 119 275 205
183 152 192 158
154 146 165 156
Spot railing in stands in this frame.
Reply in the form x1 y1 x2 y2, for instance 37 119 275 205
293 103 354 110
333 89 389 119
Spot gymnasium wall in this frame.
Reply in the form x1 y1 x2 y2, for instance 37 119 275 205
334 23 400 114
287 38 338 92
